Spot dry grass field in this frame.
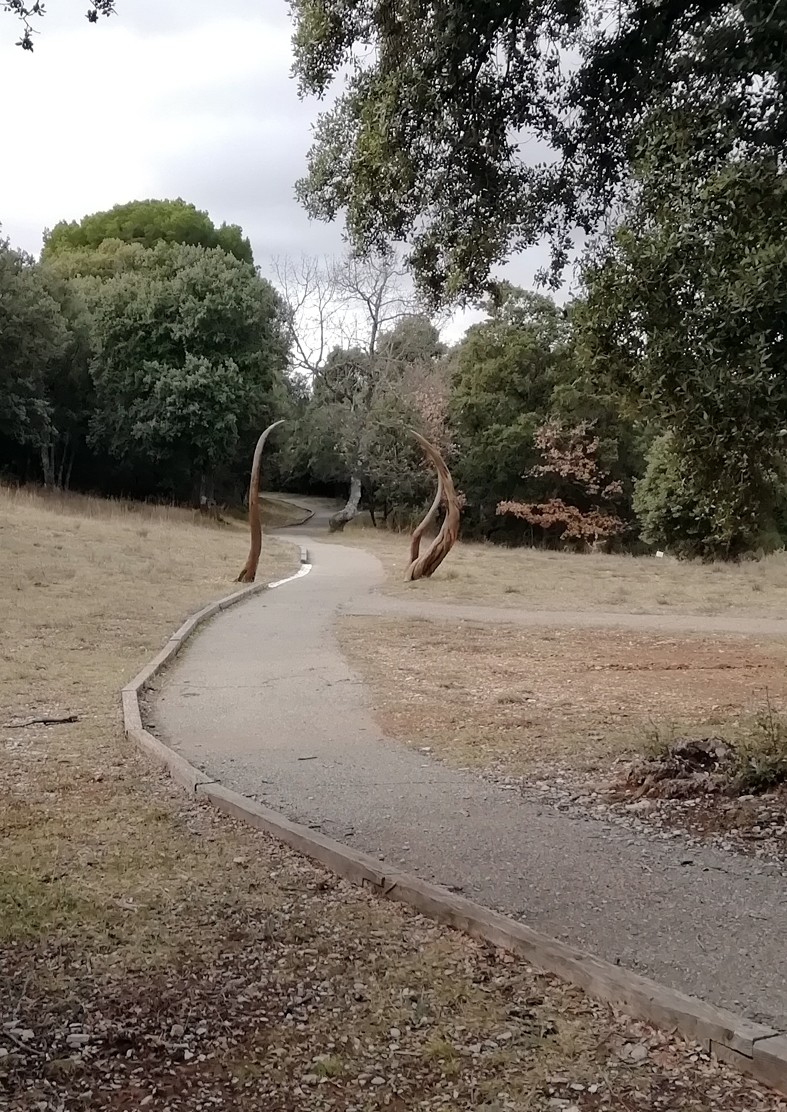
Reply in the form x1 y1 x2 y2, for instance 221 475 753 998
338 617 787 776
1 485 784 1110
332 525 787 617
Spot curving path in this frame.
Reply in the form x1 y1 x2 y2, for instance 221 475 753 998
150 526 787 1031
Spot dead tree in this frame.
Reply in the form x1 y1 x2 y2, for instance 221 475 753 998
405 430 460 581
236 420 284 583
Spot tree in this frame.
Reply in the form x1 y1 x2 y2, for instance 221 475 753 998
449 287 570 535
291 0 787 301
43 199 253 266
498 420 628 550
5 1 115 50
578 130 787 558
0 238 68 479
37 269 95 490
275 250 429 527
87 242 288 502
354 357 453 526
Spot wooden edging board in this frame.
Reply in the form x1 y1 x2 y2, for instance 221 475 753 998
121 544 787 1097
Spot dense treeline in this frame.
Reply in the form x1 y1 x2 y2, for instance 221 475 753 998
4 0 787 559
2 188 786 558
1 201 290 506
285 0 787 559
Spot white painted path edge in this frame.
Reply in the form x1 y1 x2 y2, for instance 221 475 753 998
121 543 787 1097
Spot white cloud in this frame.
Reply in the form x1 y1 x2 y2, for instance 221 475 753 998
0 2 564 346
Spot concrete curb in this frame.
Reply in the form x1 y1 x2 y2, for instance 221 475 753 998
121 547 787 1097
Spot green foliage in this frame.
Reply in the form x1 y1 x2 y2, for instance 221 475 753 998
580 136 787 559
732 696 787 795
87 243 287 495
449 286 641 540
0 238 68 451
450 290 566 531
43 199 253 266
292 0 787 301
635 435 785 560
36 268 96 488
376 315 444 364
357 386 441 520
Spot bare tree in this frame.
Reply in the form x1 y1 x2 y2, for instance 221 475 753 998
271 250 430 530
272 255 344 378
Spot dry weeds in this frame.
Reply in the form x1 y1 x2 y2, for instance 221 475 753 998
1 487 784 1110
332 525 787 617
336 617 787 776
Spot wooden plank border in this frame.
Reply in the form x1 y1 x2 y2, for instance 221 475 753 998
121 544 787 1097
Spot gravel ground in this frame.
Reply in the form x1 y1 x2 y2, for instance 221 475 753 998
4 794 786 1112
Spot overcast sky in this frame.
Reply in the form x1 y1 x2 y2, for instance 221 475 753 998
0 1 557 342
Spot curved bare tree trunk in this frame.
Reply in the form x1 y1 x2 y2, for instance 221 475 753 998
236 420 285 583
408 472 443 565
329 474 362 532
405 431 460 581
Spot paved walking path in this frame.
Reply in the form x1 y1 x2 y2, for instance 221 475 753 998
151 530 787 1030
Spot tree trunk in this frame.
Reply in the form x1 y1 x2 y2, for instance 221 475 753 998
405 433 461 581
329 475 362 532
56 432 71 488
198 471 217 516
236 421 284 582
64 444 75 490
40 443 55 488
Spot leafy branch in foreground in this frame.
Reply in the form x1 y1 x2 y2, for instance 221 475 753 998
291 0 787 302
4 1 115 50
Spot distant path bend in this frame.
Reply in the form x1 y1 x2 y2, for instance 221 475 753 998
151 535 787 1030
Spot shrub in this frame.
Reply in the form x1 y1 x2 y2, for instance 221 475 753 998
634 433 785 560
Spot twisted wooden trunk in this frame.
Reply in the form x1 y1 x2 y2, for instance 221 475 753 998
236 420 285 583
405 431 460 581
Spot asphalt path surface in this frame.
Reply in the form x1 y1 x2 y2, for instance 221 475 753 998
150 510 787 1030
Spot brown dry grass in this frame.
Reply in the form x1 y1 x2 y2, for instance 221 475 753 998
260 493 313 529
1 486 784 1110
331 525 787 617
337 617 787 776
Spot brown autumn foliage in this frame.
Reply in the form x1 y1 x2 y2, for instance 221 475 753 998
498 419 627 545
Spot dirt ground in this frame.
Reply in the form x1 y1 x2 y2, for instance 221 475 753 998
2 486 786 1110
338 617 787 774
331 525 787 618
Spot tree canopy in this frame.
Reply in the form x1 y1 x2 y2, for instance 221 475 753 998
87 242 286 497
0 238 68 451
43 199 254 266
0 219 288 502
291 0 787 301
578 124 787 558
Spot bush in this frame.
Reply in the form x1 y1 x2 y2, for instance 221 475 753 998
733 699 787 795
634 433 785 560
